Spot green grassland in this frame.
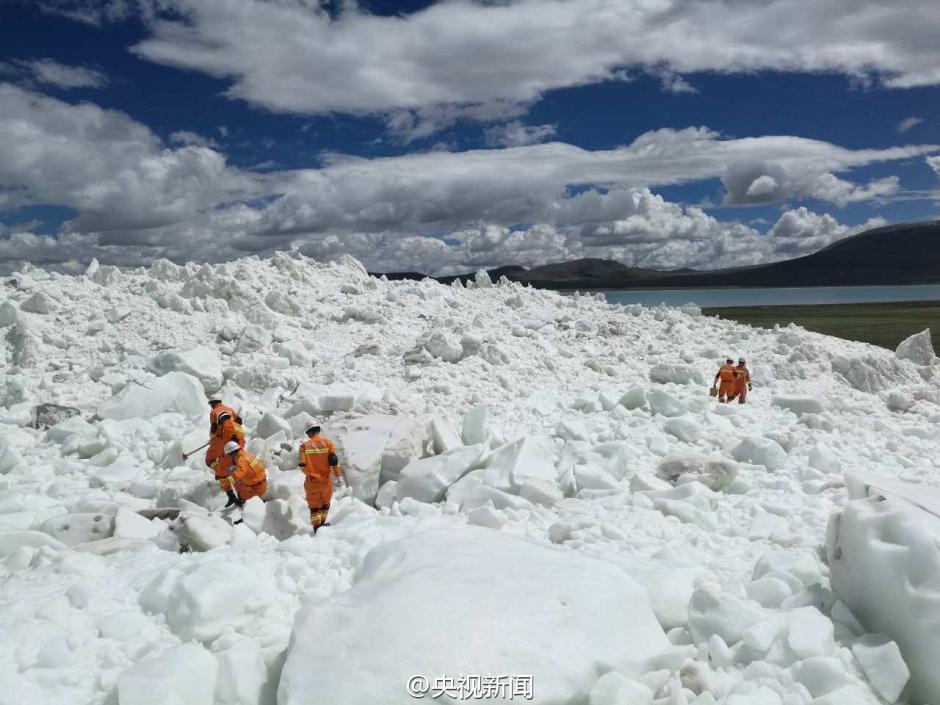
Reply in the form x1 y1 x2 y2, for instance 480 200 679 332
705 301 940 351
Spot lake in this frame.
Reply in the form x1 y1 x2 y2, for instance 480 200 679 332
595 284 940 308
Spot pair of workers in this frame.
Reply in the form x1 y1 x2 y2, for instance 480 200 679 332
205 398 343 532
206 397 246 507
713 357 752 404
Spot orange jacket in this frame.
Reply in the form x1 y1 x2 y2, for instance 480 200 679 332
298 434 340 483
734 365 751 384
716 364 736 382
210 404 238 427
230 451 266 488
206 418 245 470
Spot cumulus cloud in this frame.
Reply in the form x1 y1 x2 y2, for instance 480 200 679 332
809 174 900 206
1 85 935 274
745 175 779 200
0 83 257 232
0 201 888 277
36 0 939 125
766 208 886 259
0 58 107 89
259 129 932 236
561 195 884 271
290 223 573 276
723 160 904 207
288 202 884 275
898 116 925 134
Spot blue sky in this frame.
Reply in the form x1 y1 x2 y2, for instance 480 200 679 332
0 0 939 274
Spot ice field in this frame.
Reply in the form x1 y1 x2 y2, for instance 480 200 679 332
1 253 939 705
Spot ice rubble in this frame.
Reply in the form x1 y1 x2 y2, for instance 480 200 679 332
118 643 217 705
279 527 673 705
1 252 938 704
147 347 223 394
826 472 940 704
895 328 935 367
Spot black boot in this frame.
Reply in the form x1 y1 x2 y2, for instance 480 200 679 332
225 491 239 508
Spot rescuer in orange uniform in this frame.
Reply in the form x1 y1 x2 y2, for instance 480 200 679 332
206 411 245 506
224 441 268 505
298 423 344 533
208 397 238 426
713 358 737 403
731 357 752 404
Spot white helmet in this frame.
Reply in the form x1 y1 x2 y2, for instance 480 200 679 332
224 441 240 455
738 357 746 363
305 422 321 435
208 396 223 404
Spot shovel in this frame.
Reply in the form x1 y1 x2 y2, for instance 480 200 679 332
182 441 209 461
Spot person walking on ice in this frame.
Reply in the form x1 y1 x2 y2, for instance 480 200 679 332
206 411 245 507
298 422 344 534
223 441 268 507
731 357 752 404
208 396 239 427
713 358 737 403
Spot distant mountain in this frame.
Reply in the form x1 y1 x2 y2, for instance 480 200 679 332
376 220 940 290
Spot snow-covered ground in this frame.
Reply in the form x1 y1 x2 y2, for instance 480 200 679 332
1 253 939 705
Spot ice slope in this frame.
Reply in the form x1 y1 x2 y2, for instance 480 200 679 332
827 472 940 704
1 253 939 705
279 527 675 705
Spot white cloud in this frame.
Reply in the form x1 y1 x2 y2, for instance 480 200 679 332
928 155 940 178
37 0 134 26
0 85 935 274
484 121 557 148
745 175 779 199
0 58 107 89
563 196 882 271
259 129 932 236
723 160 906 207
170 130 220 149
809 174 900 206
766 208 886 259
658 72 698 95
288 203 885 275
45 0 939 124
898 116 925 134
0 201 888 277
386 102 527 143
0 83 256 232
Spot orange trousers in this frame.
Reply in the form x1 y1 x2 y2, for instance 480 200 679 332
305 477 333 529
718 380 735 400
235 478 267 503
732 380 748 403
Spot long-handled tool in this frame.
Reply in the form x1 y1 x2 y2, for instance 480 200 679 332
182 441 210 461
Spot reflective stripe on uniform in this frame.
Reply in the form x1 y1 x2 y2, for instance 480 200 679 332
303 448 329 454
